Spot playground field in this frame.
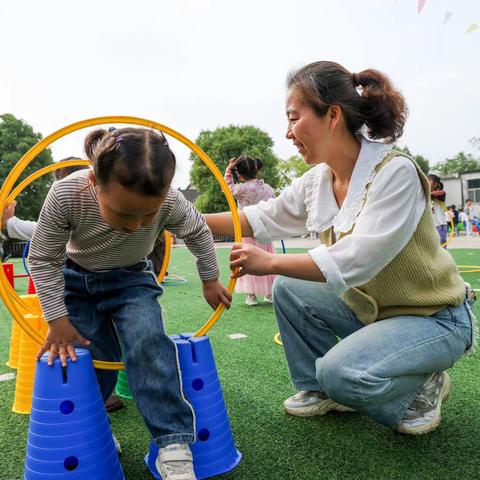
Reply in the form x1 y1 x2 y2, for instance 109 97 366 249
0 247 479 480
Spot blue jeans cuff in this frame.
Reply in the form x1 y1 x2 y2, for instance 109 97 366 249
154 434 196 448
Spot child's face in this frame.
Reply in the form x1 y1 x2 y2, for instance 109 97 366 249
95 179 167 233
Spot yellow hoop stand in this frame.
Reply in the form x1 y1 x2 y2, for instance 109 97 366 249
0 116 242 370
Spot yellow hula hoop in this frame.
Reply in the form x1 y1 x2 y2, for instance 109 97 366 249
0 116 242 371
157 230 172 284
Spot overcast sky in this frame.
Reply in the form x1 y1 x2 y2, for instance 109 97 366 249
1 0 478 188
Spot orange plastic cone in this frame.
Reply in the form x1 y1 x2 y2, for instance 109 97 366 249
12 296 47 415
6 320 21 369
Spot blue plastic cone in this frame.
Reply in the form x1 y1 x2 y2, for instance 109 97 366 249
24 349 124 480
145 334 241 479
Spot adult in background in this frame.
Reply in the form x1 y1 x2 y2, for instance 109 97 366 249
206 61 476 435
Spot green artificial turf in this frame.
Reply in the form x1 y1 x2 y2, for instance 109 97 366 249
0 248 479 480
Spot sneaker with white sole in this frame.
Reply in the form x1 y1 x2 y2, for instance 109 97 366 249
395 371 451 435
112 433 121 454
284 390 355 417
245 294 258 306
264 295 273 304
155 443 196 480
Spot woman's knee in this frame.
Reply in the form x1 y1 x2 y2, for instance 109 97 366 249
316 352 364 405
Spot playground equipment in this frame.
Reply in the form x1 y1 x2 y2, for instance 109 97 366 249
12 295 47 414
114 370 133 400
146 335 241 479
24 349 124 480
0 116 242 370
0 116 243 478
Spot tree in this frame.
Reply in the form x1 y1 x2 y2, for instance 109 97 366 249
434 152 480 176
469 137 480 151
0 114 54 221
277 155 312 191
394 145 430 175
189 125 280 213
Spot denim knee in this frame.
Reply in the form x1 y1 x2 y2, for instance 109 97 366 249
316 354 363 405
272 275 293 302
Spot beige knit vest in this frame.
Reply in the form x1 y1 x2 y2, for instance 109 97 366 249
320 150 465 324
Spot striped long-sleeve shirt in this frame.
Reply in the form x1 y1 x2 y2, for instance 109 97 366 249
29 169 219 321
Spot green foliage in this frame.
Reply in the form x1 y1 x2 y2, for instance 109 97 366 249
0 114 54 221
435 152 480 176
277 155 311 191
189 125 280 213
394 145 430 175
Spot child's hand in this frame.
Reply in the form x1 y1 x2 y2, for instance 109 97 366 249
226 158 236 172
202 279 232 310
37 315 91 367
230 243 275 278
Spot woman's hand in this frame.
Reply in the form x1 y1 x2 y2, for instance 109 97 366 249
37 315 91 367
1 201 16 229
230 243 275 278
202 279 232 310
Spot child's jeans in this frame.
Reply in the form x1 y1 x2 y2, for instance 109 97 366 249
273 276 474 428
63 259 195 447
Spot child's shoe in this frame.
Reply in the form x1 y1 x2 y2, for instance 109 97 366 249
264 295 273 304
155 443 196 479
113 433 121 454
245 294 258 306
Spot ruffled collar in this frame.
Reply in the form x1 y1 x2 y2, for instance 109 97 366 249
304 137 393 234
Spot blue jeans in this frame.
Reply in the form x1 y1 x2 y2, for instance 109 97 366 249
63 259 195 447
273 276 474 428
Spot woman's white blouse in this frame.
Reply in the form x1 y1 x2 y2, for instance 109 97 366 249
244 137 426 297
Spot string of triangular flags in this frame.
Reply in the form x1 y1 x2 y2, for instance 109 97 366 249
415 0 478 34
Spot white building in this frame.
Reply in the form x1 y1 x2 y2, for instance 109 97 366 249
442 171 480 208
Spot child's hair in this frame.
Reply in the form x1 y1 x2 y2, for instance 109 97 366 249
233 155 263 180
84 127 176 195
53 157 88 181
286 61 408 143
428 174 443 190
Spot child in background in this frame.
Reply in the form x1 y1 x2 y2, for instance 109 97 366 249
459 208 467 233
449 205 459 236
225 155 276 306
465 199 476 236
29 128 231 480
428 174 447 246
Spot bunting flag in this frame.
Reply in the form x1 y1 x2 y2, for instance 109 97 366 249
417 0 426 14
466 23 478 34
443 10 453 25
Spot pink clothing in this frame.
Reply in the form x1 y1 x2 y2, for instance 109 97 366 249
225 169 276 296
224 170 275 210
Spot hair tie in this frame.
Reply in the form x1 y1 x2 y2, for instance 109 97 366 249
116 135 124 143
352 72 360 87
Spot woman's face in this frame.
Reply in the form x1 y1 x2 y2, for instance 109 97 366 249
285 88 331 165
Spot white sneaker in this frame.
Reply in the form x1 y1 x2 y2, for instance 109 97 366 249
245 294 258 306
263 295 273 304
284 390 355 417
395 371 451 435
112 433 121 454
155 443 196 480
